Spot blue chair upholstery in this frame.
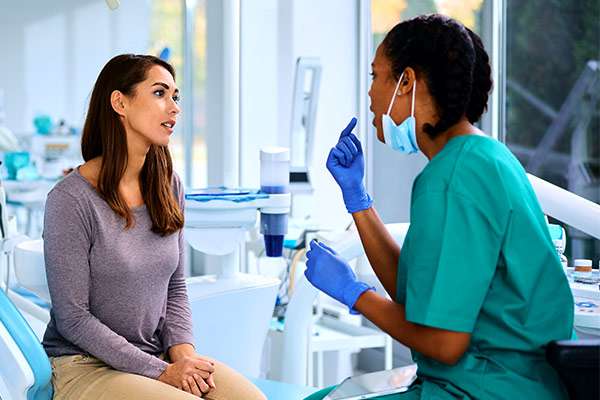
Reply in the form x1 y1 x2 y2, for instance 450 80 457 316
252 378 318 399
0 289 53 400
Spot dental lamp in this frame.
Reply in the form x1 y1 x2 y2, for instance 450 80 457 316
527 174 600 240
527 174 600 339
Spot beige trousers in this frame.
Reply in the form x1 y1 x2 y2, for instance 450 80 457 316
50 355 266 400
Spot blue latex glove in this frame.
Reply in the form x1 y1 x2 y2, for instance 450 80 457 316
326 117 373 213
304 239 374 314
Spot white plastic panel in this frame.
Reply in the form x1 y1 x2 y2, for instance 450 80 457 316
14 239 49 301
0 322 34 400
186 274 279 378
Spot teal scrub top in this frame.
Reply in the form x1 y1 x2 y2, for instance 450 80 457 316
394 135 573 399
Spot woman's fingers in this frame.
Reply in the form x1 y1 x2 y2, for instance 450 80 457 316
193 374 210 393
193 359 215 374
188 376 203 396
181 376 202 397
207 373 217 389
194 355 215 366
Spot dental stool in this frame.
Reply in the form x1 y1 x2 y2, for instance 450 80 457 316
546 339 600 400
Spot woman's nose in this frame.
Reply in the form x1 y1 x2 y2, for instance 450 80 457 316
171 101 181 115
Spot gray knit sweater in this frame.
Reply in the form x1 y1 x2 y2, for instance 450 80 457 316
42 168 194 379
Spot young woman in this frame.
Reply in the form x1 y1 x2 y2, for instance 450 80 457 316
42 54 265 400
304 14 573 399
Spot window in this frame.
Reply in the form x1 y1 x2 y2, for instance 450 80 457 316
503 0 600 260
150 0 207 187
149 0 185 180
371 0 489 52
192 1 208 188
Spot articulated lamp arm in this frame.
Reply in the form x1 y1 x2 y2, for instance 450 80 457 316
528 173 600 240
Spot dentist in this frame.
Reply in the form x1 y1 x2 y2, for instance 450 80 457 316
305 14 573 400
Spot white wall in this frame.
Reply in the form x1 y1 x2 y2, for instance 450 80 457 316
0 0 150 135
371 144 427 223
291 0 360 229
240 0 360 229
239 0 279 188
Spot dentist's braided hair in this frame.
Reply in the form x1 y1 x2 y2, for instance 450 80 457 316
382 14 493 139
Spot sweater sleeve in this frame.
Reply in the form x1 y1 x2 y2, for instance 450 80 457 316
43 188 168 379
160 173 195 352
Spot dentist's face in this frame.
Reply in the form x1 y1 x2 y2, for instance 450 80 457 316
119 65 181 147
368 45 411 143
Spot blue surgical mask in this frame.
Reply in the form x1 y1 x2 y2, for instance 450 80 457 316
382 72 419 154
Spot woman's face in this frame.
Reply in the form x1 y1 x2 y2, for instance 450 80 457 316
120 65 181 147
368 45 411 143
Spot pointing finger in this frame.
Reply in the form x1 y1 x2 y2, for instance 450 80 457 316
339 117 357 139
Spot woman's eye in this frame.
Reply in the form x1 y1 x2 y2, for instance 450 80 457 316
154 89 165 97
172 95 181 103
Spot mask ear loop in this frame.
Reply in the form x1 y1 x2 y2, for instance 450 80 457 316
386 72 405 116
410 79 416 117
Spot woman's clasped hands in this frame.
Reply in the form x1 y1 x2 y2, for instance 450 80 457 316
159 354 216 397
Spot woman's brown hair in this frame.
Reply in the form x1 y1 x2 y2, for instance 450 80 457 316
81 54 183 236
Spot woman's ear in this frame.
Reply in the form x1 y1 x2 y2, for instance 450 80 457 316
110 90 127 117
399 67 417 95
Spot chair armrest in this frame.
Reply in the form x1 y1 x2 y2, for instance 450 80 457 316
546 339 600 369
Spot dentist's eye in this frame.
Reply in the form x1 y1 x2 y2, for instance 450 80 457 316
369 71 375 78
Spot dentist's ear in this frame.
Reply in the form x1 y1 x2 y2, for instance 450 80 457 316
399 67 416 94
110 90 126 117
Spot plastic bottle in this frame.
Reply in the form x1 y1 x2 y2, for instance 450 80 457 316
260 147 290 194
260 147 290 257
553 239 569 276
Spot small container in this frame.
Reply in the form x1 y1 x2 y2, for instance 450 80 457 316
260 147 290 194
552 239 568 275
573 259 593 281
260 212 288 257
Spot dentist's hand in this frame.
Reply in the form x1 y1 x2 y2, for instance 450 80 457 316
326 117 373 213
304 239 374 314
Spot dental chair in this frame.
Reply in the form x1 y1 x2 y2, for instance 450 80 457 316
3 239 317 400
0 288 52 400
1 282 317 400
0 283 316 400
